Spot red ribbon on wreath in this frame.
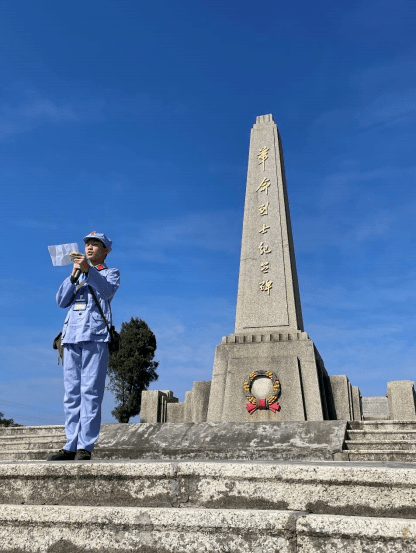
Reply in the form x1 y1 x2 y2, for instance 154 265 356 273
246 400 280 414
246 403 257 414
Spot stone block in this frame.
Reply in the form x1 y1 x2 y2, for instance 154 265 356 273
362 396 389 420
184 390 193 422
94 421 347 461
387 380 416 421
166 402 185 422
351 385 362 421
328 375 352 421
140 390 178 423
140 390 162 423
190 381 211 422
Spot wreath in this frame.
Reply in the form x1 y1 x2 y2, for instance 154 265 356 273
243 370 281 414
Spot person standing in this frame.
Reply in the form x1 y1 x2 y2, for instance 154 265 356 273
48 232 120 461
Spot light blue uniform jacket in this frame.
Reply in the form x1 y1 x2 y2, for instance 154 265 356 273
57 264 120 344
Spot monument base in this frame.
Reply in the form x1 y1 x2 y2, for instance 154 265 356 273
207 331 331 422
141 332 364 425
93 421 347 461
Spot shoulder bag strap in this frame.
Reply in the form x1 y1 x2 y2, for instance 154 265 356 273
87 285 112 334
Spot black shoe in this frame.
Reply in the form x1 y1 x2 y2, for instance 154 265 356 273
74 449 92 461
47 449 76 461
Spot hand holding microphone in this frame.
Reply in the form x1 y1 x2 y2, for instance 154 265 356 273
70 252 89 283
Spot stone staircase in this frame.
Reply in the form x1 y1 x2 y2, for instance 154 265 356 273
342 420 416 461
2 423 416 551
0 424 66 461
1 456 416 551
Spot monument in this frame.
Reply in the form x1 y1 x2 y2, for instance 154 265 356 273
141 114 361 425
207 113 330 423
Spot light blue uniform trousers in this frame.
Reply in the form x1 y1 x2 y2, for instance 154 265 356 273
62 342 109 452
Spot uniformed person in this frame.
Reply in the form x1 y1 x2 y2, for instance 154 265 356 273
48 232 120 461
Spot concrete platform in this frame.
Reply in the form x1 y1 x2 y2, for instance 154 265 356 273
0 421 347 462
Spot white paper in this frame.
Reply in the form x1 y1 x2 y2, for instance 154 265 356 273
48 243 79 266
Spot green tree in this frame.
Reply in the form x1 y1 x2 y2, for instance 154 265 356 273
107 317 159 423
0 412 21 427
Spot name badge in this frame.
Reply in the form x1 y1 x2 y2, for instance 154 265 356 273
74 301 86 311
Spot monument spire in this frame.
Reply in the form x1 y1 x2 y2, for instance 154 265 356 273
235 114 304 333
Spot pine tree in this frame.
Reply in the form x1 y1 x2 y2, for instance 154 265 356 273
107 317 159 423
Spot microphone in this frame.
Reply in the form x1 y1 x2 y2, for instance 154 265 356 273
71 269 81 284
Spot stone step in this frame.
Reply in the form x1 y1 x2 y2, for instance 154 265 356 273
0 447 129 461
362 415 389 421
347 450 416 462
0 449 57 461
348 420 416 431
296 513 416 552
2 459 416 519
346 430 416 441
0 433 66 441
0 505 304 552
0 425 65 436
0 435 66 451
345 440 416 451
0 504 416 552
0 441 63 452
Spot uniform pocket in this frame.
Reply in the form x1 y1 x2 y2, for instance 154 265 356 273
91 312 108 335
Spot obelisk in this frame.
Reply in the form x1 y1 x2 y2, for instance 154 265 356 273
206 114 331 423
235 114 303 333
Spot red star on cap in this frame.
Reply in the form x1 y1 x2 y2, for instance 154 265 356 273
90 231 96 235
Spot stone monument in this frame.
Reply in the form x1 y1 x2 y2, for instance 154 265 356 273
206 114 331 422
141 114 361 425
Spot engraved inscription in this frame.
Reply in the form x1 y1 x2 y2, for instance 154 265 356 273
257 147 269 171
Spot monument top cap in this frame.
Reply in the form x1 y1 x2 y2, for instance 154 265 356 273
255 114 275 125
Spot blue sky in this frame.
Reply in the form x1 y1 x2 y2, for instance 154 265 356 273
1 0 416 425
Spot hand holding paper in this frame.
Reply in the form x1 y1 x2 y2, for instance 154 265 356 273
48 243 80 266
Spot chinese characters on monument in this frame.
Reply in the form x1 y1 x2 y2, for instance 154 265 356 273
257 147 273 296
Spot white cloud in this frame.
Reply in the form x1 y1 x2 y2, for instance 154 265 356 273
113 208 242 263
0 82 105 140
354 88 416 130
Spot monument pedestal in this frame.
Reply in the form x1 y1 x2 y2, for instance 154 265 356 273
207 331 330 422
